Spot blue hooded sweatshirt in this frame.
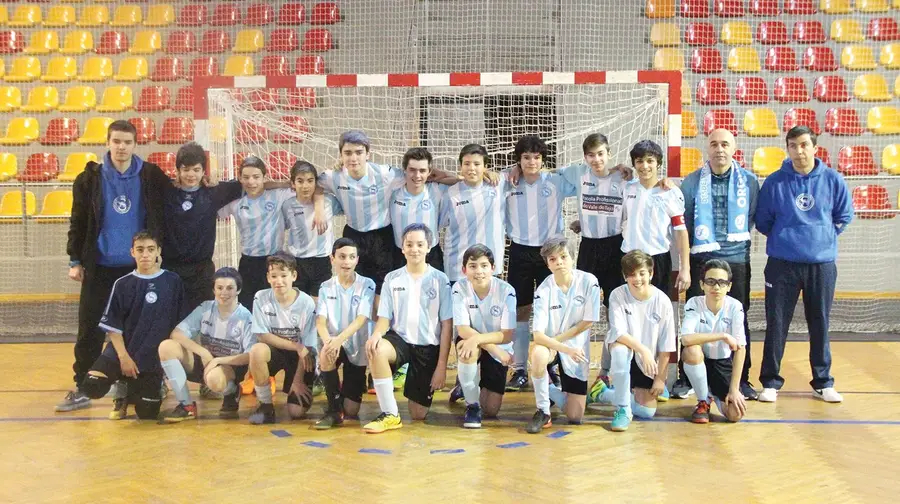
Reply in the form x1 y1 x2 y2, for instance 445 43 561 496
755 158 853 264
97 153 146 267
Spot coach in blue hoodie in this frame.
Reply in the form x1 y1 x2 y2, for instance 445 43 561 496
755 126 854 405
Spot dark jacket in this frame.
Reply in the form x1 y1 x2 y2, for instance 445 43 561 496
67 159 170 269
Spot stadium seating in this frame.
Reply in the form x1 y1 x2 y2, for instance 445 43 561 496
20 86 58 113
838 146 879 175
247 3 275 26
816 146 832 167
654 48 685 70
303 28 334 52
78 57 113 82
189 57 219 78
166 31 196 54
682 110 698 137
764 47 798 71
58 153 95 182
129 117 156 144
0 30 25 54
60 30 93 54
0 153 16 182
235 120 268 143
743 108 780 136
727 47 761 71
40 117 79 145
285 88 317 110
269 29 299 53
0 5 7 26
703 109 738 135
159 117 193 144
685 22 716 45
882 44 900 69
854 74 892 101
824 107 864 135
110 5 142 27
44 6 76 28
691 48 722 72
177 4 207 27
793 21 827 44
757 21 789 44
721 22 752 45
34 190 73 222
883 144 900 174
733 149 746 168
147 152 176 177
752 147 786 176
735 76 769 104
77 5 110 28
0 190 37 219
785 0 817 15
716 0 746 16
0 61 4 79
247 89 277 111
201 30 230 54
211 3 240 26
821 0 853 14
151 57 185 81
135 86 170 112
650 23 680 46
0 117 39 144
24 30 59 54
234 30 265 53
144 4 175 27
8 5 42 28
130 30 161 55
114 56 148 81
3 56 41 82
680 148 703 177
867 18 899 41
867 107 900 134
784 108 822 134
173 86 193 112
18 152 58 182
96 30 129 55
42 57 77 82
266 151 297 179
831 19 865 42
697 78 729 104
95 86 133 112
857 0 890 12
852 185 893 219
223 56 254 77
774 77 810 103
310 2 341 25
680 0 710 17
58 86 96 112
261 55 289 76
296 55 325 74
278 3 307 24
77 117 113 144
813 75 850 102
841 45 877 70
0 86 21 112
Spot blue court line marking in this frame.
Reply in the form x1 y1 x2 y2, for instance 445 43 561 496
302 441 330 448
431 448 465 455
497 441 529 449
359 448 392 455
546 430 571 439
270 429 292 438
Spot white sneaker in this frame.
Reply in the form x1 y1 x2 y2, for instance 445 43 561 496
813 387 843 403
758 388 778 402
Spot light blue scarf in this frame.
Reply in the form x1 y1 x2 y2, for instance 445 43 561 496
691 160 750 254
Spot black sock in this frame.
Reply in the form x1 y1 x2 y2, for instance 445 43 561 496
322 369 342 413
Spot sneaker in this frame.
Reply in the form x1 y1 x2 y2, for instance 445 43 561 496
671 377 693 399
312 374 325 397
463 403 483 429
548 365 561 388
741 382 759 401
813 387 843 403
367 373 376 395
691 400 711 424
55 390 92 412
314 411 344 430
587 379 610 405
611 407 632 432
758 388 778 403
392 369 407 391
657 385 670 402
109 397 128 420
104 381 120 398
505 369 529 392
525 409 552 434
449 379 464 404
363 412 402 433
199 384 223 400
161 402 197 423
218 392 241 419
248 403 276 425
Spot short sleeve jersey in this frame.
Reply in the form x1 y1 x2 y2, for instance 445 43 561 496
451 277 518 363
505 171 576 246
621 181 686 255
439 179 510 282
176 300 256 357
282 194 344 258
317 162 404 231
680 295 746 360
377 265 452 346
607 285 677 377
558 164 626 239
218 188 295 257
389 182 445 248
251 288 318 349
316 274 376 366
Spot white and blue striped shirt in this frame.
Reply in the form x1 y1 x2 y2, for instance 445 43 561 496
621 181 686 255
532 270 602 381
283 194 343 258
318 162 404 231
378 265 452 346
316 274 376 366
218 188 294 257
607 285 677 376
177 300 256 357
251 288 318 349
506 171 576 246
681 295 746 360
439 179 510 282
389 183 445 248
451 277 518 363
558 164 626 239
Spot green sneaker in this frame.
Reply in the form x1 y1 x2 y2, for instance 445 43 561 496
312 374 325 397
587 379 609 405
611 407 632 432
392 370 407 391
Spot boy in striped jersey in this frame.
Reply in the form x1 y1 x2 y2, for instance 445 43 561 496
246 253 318 425
452 244 517 428
389 147 446 271
526 237 601 434
363 224 453 433
313 238 377 429
680 260 747 423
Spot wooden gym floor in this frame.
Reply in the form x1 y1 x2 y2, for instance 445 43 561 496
1 342 898 504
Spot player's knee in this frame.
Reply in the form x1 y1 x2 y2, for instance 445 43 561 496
249 343 270 363
632 400 657 419
529 345 550 367
205 369 228 393
157 339 182 360
373 341 394 361
725 405 744 423
82 372 111 399
483 403 501 418
609 344 630 372
343 400 361 418
286 403 308 419
134 395 162 420
682 345 704 365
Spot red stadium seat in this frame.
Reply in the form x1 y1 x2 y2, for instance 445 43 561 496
680 0 710 17
19 153 59 182
867 18 900 41
691 48 723 73
735 77 769 104
210 3 239 27
246 3 274 26
135 86 170 112
733 149 746 168
269 29 299 53
302 28 333 52
235 121 268 144
838 145 878 176
703 109 738 135
261 55 289 76
166 31 196 54
816 146 831 167
159 117 194 144
715 0 745 16
310 2 341 25
824 108 864 135
793 21 826 44
274 116 309 143
285 88 317 110
151 57 185 82
764 47 797 72
248 89 278 111
266 151 296 180
783 108 821 134
232 152 251 173
685 22 716 45
40 117 79 145
278 3 306 25
148 152 177 178
189 57 219 78
96 31 129 55
813 75 850 102
785 0 817 15
803 46 838 71
128 117 156 144
697 78 730 104
296 55 325 74
774 77 809 103
201 30 230 54
0 31 25 54
173 86 193 112
852 185 893 219
757 21 789 44
177 4 207 27
750 0 780 16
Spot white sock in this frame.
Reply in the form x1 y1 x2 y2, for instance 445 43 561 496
373 377 399 416
161 359 190 404
457 361 480 405
548 383 567 410
532 374 550 415
683 363 710 402
223 381 237 396
512 321 530 370
609 346 631 411
255 384 272 404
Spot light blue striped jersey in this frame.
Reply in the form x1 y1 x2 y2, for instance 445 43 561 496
318 162 404 231
389 182 446 248
439 179 510 282
451 277 518 363
505 171 576 246
283 194 344 258
681 294 745 360
176 300 256 357
558 163 626 239
378 265 452 346
218 188 294 257
621 181 686 255
316 274 376 366
607 284 676 377
251 288 317 349
532 270 602 381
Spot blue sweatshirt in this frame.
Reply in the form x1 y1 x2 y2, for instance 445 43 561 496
755 158 854 264
97 153 146 267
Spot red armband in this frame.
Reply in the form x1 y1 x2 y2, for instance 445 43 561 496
671 215 685 227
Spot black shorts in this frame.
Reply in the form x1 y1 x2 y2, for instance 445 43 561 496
293 256 332 297
550 353 587 395
507 242 551 307
163 259 215 313
705 357 734 402
383 331 440 407
478 351 508 396
393 244 444 272
577 234 625 308
343 224 394 295
630 356 657 390
337 347 367 404
185 353 248 385
650 252 672 298
238 254 270 310
267 345 315 394
90 354 163 404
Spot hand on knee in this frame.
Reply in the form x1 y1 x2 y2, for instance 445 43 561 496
82 371 111 399
205 370 228 393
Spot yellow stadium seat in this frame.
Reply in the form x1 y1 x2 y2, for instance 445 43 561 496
0 6 7 26
144 4 174 27
44 6 76 27
727 47 761 72
114 57 148 82
896 75 900 97
883 144 900 174
744 109 780 137
895 0 900 9
129 30 161 55
8 5 42 27
682 110 698 138
35 191 73 222
0 60 4 79
110 5 142 27
867 107 900 134
881 44 900 70
752 147 787 177
58 152 97 182
0 118 40 145
681 147 703 177
233 30 265 54
820 0 853 13
209 117 227 142
42 57 78 82
0 86 21 112
24 30 59 55
857 0 889 11
721 22 752 46
77 5 110 27
653 48 684 71
646 0 676 17
78 57 112 82
77 117 113 145
3 57 41 82
223 56 255 77
681 77 692 105
20 86 59 113
841 45 877 70
0 153 16 182
854 74 892 101
830 19 864 42
0 191 37 220
58 86 97 112
60 30 93 54
650 23 679 47
95 86 133 112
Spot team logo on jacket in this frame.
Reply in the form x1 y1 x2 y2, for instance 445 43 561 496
573 295 585 306
795 193 815 211
290 315 300 326
145 291 158 304
420 199 433 211
265 202 276 212
351 295 361 307
182 200 193 211
649 312 661 323
425 287 437 299
540 186 553 197
230 323 242 337
368 185 379 195
734 215 746 231
694 225 711 241
490 305 502 317
113 195 131 214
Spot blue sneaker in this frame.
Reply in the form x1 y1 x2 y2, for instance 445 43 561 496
587 379 608 405
463 403 483 428
449 378 464 404
611 407 632 432
657 385 670 403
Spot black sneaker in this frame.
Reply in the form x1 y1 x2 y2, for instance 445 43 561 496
314 411 344 430
525 409 552 434
219 392 241 419
248 403 276 425
671 377 694 399
463 403 483 429
109 397 128 420
548 365 561 388
160 402 197 424
741 382 759 401
55 390 92 412
505 369 528 392
449 378 464 404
